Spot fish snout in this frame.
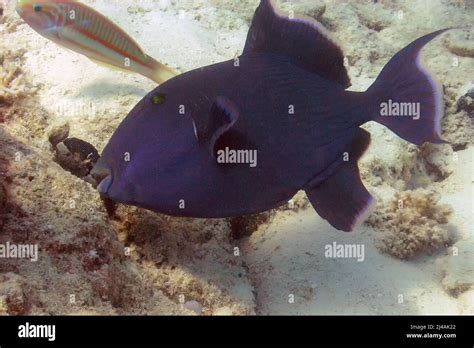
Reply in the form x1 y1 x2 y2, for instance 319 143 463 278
16 0 34 15
91 164 113 194
15 0 25 16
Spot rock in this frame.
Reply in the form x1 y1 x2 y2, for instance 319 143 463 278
47 123 70 147
419 144 454 182
439 239 474 296
0 181 6 229
0 180 6 209
229 211 275 239
184 300 203 315
0 273 29 315
62 138 100 164
353 3 393 32
127 5 152 14
458 290 474 314
456 89 474 114
280 0 326 20
444 29 474 58
212 306 234 315
53 137 100 178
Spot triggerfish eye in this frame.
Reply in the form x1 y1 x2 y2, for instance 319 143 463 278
33 4 42 12
151 93 166 105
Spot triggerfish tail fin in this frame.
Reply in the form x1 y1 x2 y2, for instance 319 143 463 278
146 55 179 84
305 128 375 232
367 29 452 145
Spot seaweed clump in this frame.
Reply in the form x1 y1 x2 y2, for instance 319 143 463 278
368 189 453 259
0 50 31 108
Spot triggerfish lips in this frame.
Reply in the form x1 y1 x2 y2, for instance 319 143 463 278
90 164 113 195
97 175 113 195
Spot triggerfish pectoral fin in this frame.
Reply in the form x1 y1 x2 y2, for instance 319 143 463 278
201 97 241 156
305 128 375 232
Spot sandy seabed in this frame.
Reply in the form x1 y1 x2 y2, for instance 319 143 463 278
0 0 473 315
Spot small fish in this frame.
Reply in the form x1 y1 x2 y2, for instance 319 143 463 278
92 0 455 232
16 0 176 83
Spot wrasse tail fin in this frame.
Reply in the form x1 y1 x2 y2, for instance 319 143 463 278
147 56 179 84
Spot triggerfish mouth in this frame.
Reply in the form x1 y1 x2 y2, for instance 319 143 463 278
92 0 454 232
16 0 177 83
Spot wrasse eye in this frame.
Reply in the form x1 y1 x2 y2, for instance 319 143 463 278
151 93 166 105
33 4 42 12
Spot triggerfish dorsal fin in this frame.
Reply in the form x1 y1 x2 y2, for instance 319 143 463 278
243 0 351 88
305 128 375 232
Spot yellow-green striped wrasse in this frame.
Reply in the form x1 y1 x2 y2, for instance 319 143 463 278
16 0 177 84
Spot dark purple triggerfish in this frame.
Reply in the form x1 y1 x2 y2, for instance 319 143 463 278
91 0 450 232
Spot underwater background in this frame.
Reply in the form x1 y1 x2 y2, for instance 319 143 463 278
0 0 473 315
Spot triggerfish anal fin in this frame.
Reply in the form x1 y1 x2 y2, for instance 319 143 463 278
243 0 351 88
305 128 375 232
